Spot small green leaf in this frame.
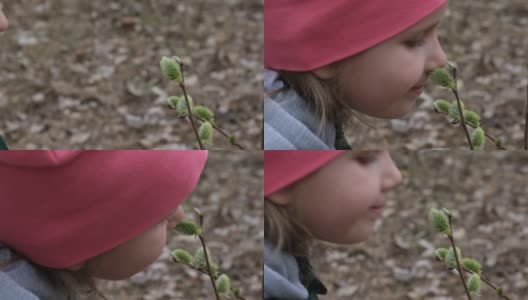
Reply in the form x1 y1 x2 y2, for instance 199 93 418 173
172 249 193 264
160 56 183 84
462 258 482 274
495 138 503 149
228 134 236 145
216 274 231 294
467 273 481 295
428 208 451 235
177 96 194 116
167 96 179 110
463 110 481 127
433 99 451 113
448 100 465 121
209 263 219 277
445 247 462 269
193 105 215 123
497 287 504 296
199 122 213 145
171 95 194 116
435 248 449 261
232 288 240 297
431 68 456 90
471 127 485 150
174 220 203 236
193 247 213 269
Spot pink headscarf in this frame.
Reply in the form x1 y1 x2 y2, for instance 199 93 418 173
265 0 447 71
264 150 344 196
0 150 207 268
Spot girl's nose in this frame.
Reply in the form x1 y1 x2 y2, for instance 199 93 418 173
381 153 403 192
166 206 185 230
425 35 448 73
0 10 8 32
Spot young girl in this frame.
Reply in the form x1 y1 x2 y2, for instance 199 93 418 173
0 150 207 299
264 150 402 299
264 0 449 149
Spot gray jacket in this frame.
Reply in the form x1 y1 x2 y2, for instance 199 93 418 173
0 244 67 300
264 240 309 300
264 240 328 300
264 69 337 150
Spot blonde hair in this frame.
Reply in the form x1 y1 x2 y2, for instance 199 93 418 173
264 197 314 257
277 64 351 133
36 266 108 300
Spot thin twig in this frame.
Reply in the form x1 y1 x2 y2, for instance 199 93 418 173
447 214 472 300
453 90 474 150
173 253 246 300
200 241 220 299
450 67 473 150
461 268 511 300
172 208 246 300
433 110 507 150
178 63 204 150
172 257 215 277
194 210 221 300
193 115 245 150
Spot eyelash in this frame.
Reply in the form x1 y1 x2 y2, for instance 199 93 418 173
406 38 426 48
356 153 379 165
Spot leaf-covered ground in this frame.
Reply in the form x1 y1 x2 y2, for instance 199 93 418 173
97 151 264 299
0 0 263 149
344 0 528 150
311 151 528 299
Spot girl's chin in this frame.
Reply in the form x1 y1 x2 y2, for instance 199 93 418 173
354 101 417 120
368 108 416 120
319 230 373 245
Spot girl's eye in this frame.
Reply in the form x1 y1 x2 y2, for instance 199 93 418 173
355 152 379 165
405 38 426 48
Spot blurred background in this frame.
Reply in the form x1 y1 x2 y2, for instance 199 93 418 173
98 151 263 299
0 0 263 149
311 151 528 299
344 0 528 149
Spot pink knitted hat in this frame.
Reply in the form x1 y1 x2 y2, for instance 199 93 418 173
0 150 207 268
265 0 447 71
264 150 344 196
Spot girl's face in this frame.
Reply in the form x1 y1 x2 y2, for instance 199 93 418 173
0 9 8 32
314 4 448 119
270 151 402 244
70 206 185 280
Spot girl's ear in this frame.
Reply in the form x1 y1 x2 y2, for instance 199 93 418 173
311 64 339 80
267 187 294 206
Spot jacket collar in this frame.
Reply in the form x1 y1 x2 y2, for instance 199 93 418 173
264 69 351 150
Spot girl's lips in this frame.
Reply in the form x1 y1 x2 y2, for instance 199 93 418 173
409 86 424 96
370 205 384 217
